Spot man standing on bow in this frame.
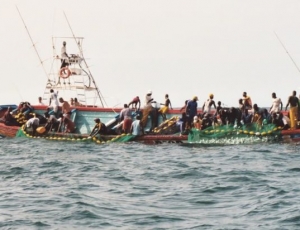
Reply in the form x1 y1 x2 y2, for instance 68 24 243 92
285 90 299 130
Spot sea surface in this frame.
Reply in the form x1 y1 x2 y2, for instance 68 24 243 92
0 138 300 229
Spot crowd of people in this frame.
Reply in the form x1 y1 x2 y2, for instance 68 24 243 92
176 90 299 134
1 88 300 137
114 90 300 136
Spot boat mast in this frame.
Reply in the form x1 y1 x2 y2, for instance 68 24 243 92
16 6 49 81
63 11 106 108
274 31 300 74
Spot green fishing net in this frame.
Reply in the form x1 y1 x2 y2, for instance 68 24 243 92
188 124 281 144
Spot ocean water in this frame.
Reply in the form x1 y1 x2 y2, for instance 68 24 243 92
0 138 300 229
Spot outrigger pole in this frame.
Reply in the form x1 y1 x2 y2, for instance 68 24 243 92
63 11 106 108
16 6 49 80
274 31 300 74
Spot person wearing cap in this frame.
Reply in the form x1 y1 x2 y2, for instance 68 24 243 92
61 41 69 69
185 96 198 129
159 94 173 121
145 90 154 108
242 92 252 110
193 115 201 130
141 90 156 129
89 118 107 137
202 93 216 115
128 96 141 111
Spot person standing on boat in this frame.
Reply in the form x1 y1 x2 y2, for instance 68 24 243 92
49 89 59 115
242 92 252 110
269 92 282 114
202 93 216 115
159 94 173 121
119 104 132 134
59 97 71 118
141 90 155 130
128 96 141 111
60 41 69 69
185 96 198 129
285 90 299 130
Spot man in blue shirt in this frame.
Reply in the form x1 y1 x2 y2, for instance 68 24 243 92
185 96 198 129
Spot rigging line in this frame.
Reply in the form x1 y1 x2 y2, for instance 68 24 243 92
274 31 300 74
63 11 106 108
16 6 49 80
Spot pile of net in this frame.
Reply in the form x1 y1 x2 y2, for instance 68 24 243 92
153 116 179 134
188 123 281 144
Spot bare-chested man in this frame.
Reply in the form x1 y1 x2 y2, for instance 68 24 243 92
59 97 71 118
202 94 216 114
285 90 299 129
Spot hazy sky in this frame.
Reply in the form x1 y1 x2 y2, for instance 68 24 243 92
2 0 300 108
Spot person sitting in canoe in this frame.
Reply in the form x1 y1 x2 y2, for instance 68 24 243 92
130 115 143 136
251 104 263 126
192 115 201 130
0 107 18 126
128 96 141 111
89 118 107 137
20 102 33 119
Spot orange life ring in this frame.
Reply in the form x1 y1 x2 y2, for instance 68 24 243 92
59 67 71 79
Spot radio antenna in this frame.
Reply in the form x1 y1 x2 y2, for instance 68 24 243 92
16 6 49 80
274 31 300 74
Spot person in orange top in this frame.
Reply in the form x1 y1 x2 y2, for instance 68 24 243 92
193 116 201 130
242 92 252 110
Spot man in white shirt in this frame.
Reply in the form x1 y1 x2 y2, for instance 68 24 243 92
269 92 282 114
38 96 44 105
144 90 154 108
60 41 69 68
49 89 59 114
24 115 39 136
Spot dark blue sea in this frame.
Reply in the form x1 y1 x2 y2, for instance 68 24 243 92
1 138 300 229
